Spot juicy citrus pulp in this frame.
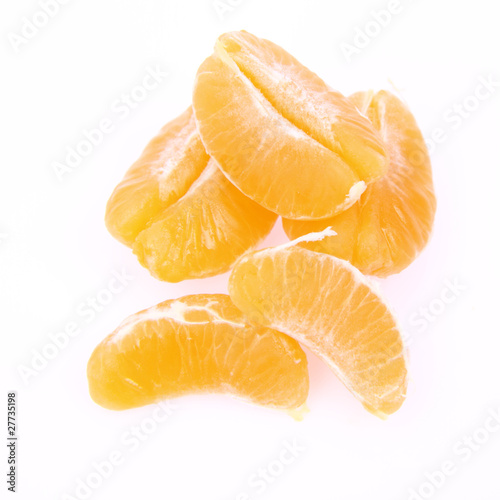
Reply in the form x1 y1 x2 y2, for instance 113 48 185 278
105 107 277 282
228 231 408 418
193 30 389 220
87 294 309 411
283 90 436 276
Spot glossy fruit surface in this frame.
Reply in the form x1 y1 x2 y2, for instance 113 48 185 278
193 31 388 220
88 294 309 411
105 107 277 282
229 234 408 417
283 90 436 276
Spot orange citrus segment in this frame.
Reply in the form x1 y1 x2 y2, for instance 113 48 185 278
193 31 388 220
87 294 309 411
105 107 209 247
228 232 408 418
132 159 277 282
105 107 277 282
283 90 437 276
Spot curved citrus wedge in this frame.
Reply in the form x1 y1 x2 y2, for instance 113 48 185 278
193 31 388 220
228 231 408 418
105 107 277 282
87 294 309 411
283 90 436 276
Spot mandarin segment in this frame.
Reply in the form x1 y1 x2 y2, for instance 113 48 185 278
228 234 408 418
105 108 209 247
87 294 309 411
193 31 388 220
132 160 277 282
283 90 437 276
105 107 277 282
99 31 432 421
216 32 387 182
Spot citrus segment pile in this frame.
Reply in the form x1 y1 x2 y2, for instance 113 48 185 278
228 232 408 417
94 30 437 418
105 107 277 282
282 90 436 276
193 31 389 220
87 294 309 411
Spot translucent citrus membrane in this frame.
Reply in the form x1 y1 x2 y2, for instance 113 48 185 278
105 107 277 282
87 294 309 412
283 90 436 276
193 31 389 220
228 229 408 418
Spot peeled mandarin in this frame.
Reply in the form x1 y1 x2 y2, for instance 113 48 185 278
193 30 389 220
228 231 408 418
87 294 309 412
105 107 277 282
283 90 436 277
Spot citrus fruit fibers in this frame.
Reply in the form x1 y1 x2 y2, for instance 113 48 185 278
105 107 277 282
228 231 408 418
87 294 309 411
193 31 389 220
283 90 436 276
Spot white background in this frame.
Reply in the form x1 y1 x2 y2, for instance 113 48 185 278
1 0 500 499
